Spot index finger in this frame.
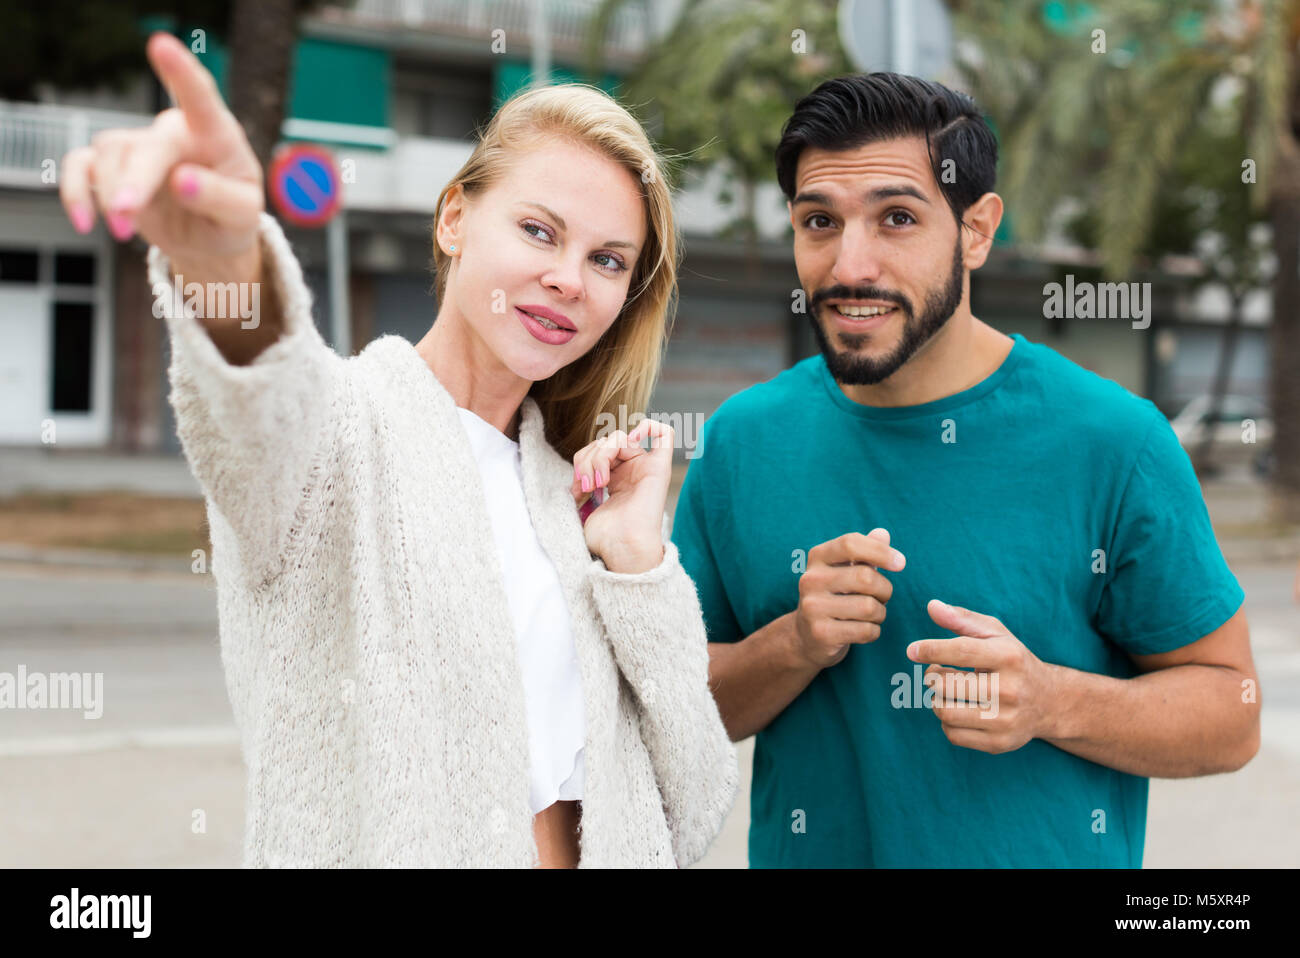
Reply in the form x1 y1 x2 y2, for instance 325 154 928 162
145 32 230 134
906 636 997 668
812 531 905 571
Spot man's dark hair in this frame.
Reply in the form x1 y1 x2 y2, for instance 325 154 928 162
775 73 998 230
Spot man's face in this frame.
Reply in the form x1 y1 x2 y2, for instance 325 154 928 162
789 136 967 385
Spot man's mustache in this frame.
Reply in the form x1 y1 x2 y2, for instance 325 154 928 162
810 286 913 316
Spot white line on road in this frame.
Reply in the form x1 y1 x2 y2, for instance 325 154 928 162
0 725 238 757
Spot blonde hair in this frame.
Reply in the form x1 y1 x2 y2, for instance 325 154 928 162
430 83 681 462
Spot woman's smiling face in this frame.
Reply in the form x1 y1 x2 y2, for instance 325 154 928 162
437 137 648 382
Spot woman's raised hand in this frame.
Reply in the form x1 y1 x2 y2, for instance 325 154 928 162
572 418 674 573
58 32 264 286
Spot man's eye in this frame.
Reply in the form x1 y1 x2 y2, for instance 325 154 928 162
885 210 916 227
805 214 833 230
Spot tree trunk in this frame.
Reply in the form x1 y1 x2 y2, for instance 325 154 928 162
741 176 760 283
1267 46 1300 523
226 0 299 174
1195 292 1244 475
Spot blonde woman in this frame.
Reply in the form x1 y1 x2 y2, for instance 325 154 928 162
59 32 738 868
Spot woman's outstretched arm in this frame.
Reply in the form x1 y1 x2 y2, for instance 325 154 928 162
148 213 348 588
57 31 348 587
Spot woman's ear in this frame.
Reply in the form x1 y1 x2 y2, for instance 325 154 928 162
436 184 465 256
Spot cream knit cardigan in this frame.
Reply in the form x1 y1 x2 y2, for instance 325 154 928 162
146 213 739 868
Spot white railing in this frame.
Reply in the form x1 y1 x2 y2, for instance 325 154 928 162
0 98 792 240
341 0 649 54
0 102 150 188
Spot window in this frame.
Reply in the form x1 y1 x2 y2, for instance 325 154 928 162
0 248 39 283
50 301 94 413
54 252 95 285
391 64 492 140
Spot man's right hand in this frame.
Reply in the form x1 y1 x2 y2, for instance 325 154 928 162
792 529 905 669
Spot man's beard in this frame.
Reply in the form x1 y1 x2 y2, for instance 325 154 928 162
808 234 965 386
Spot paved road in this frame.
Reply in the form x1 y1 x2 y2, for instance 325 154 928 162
0 558 1296 868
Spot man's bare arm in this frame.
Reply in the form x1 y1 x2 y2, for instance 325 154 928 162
1039 607 1260 777
708 613 821 742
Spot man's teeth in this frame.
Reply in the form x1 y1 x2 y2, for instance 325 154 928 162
833 304 895 317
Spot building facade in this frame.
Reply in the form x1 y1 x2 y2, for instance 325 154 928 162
0 0 1271 457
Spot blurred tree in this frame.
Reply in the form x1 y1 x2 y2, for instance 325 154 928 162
1067 123 1273 473
0 0 342 172
587 0 852 272
953 0 1300 521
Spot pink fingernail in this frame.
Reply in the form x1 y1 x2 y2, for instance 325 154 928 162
581 475 591 493
178 171 199 198
107 213 134 241
70 204 93 234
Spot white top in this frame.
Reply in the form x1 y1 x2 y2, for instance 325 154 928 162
455 405 586 814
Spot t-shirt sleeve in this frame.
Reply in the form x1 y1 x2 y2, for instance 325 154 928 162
671 419 745 645
1094 409 1245 656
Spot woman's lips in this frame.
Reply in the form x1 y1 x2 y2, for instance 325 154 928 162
517 306 578 345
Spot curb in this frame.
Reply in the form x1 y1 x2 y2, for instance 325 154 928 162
0 538 1294 575
0 544 199 575
1219 537 1300 565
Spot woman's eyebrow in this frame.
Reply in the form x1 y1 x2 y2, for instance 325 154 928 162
519 201 639 250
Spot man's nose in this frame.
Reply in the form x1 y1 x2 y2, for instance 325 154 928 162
830 221 884 289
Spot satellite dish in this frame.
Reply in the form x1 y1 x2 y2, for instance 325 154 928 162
838 0 953 77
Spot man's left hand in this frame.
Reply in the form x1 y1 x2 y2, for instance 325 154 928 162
906 599 1060 754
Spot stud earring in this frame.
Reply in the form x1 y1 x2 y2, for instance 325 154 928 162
449 244 457 252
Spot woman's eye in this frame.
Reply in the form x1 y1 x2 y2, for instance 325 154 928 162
885 210 916 227
593 252 627 272
522 220 552 242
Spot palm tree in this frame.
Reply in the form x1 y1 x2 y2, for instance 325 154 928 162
954 0 1300 521
588 0 852 272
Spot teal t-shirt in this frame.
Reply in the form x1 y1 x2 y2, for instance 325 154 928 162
671 333 1244 868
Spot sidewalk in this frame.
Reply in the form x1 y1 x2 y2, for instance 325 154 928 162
0 447 1294 570
0 446 200 499
1 449 1296 869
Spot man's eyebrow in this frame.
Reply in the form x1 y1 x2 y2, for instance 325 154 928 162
791 191 833 207
791 185 932 206
519 201 639 250
867 185 931 205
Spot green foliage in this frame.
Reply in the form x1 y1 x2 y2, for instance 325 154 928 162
953 0 1294 279
0 0 338 102
589 0 853 239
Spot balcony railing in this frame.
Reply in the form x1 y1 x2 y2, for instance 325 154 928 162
327 0 650 56
0 102 150 189
0 99 793 241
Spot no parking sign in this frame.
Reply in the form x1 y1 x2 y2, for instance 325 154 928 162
268 144 342 227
